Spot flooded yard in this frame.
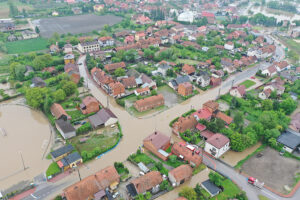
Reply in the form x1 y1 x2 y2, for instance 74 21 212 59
0 104 52 190
221 142 262 167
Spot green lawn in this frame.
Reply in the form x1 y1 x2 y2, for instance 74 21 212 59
211 179 242 200
46 162 61 177
279 36 300 54
192 164 206 175
130 153 156 165
69 132 119 153
5 38 48 54
258 195 270 200
240 80 256 89
176 59 200 65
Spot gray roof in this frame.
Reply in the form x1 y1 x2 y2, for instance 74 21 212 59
88 108 117 127
50 144 74 159
198 71 210 81
171 75 190 87
201 180 221 196
61 152 82 167
277 129 300 149
55 119 76 133
32 77 46 87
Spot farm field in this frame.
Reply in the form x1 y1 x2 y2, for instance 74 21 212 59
34 14 123 38
5 38 48 54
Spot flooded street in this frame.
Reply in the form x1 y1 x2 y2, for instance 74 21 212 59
251 6 300 21
0 104 51 190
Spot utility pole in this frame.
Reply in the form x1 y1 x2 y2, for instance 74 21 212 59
19 151 26 171
77 168 82 181
218 87 221 98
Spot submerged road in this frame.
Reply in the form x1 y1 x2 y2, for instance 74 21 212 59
25 42 299 200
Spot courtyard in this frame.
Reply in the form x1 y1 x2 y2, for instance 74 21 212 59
242 147 300 193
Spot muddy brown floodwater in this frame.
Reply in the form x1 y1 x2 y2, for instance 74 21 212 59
0 104 51 190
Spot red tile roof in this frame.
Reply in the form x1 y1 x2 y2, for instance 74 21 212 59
171 143 202 166
193 108 212 121
182 64 195 75
143 131 170 150
216 111 233 125
50 103 71 120
105 62 126 72
131 171 163 194
168 164 193 182
200 130 214 139
196 123 206 132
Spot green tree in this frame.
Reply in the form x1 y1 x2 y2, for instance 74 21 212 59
234 111 244 127
25 87 48 109
52 89 66 102
169 155 177 163
114 68 125 77
35 26 40 34
61 80 77 96
144 48 155 59
166 69 176 77
262 99 273 111
33 54 53 70
179 187 197 200
145 191 152 200
230 132 246 152
209 172 223 186
280 97 297 115
43 95 53 113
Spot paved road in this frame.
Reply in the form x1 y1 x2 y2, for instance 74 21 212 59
24 43 298 200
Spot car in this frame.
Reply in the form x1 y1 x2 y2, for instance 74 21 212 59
78 62 83 65
81 121 87 125
110 124 116 128
74 121 81 125
251 76 255 79
112 192 120 199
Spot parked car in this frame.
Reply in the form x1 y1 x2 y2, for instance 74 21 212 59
81 121 87 125
74 121 81 125
112 192 119 199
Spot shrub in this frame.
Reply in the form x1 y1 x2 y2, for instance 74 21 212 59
116 99 125 107
46 162 61 177
76 122 92 134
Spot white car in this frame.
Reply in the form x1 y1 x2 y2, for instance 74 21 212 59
112 192 120 199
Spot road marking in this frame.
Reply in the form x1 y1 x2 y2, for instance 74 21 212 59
261 190 280 200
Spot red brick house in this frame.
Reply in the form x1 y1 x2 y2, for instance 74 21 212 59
108 82 125 98
171 142 202 167
104 62 126 73
210 77 222 87
168 165 193 186
134 94 164 112
143 131 171 161
172 115 197 135
181 64 195 75
216 111 233 125
178 82 193 96
80 96 100 114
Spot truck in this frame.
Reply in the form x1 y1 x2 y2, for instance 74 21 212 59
248 177 264 189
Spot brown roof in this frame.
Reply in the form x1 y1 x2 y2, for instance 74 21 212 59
276 61 289 70
206 133 229 149
131 171 163 194
200 130 215 139
50 103 71 120
121 77 137 88
108 82 125 96
216 111 233 124
104 62 126 72
134 94 164 108
203 100 219 112
82 96 98 107
168 164 192 182
235 85 246 96
172 115 198 133
182 64 195 75
171 143 202 166
136 87 150 94
143 131 170 150
268 65 277 74
91 67 114 85
64 166 120 200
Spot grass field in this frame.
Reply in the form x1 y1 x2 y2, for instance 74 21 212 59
240 80 256 89
279 36 300 54
211 179 242 200
0 0 33 18
5 38 48 54
176 59 200 65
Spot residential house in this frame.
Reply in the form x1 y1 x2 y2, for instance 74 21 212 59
177 11 194 23
201 180 222 197
277 129 300 153
168 165 193 187
105 62 126 73
290 113 300 132
140 73 157 89
264 82 285 96
136 15 152 24
258 88 272 100
203 100 219 113
196 123 207 132
50 144 74 162
42 66 57 75
178 82 193 96
210 77 222 87
64 166 120 200
171 142 202 167
31 77 46 88
134 87 150 96
216 111 233 125
64 63 80 84
172 115 197 135
63 44 73 54
50 103 71 120
91 67 114 89
156 61 172 77
143 131 171 161
193 108 212 121
274 61 290 72
93 4 104 12
204 133 230 158
57 152 82 171
134 94 164 112
55 118 76 139
64 54 75 64
121 77 137 88
196 71 210 87
80 96 100 114
229 85 246 98
200 130 215 140
181 64 195 76
262 65 277 77
108 82 125 98
169 76 190 90
127 171 163 196
135 31 146 41
202 11 215 24
50 44 59 53
98 36 114 47
88 108 118 128
21 30 39 40
77 41 100 53
224 41 234 50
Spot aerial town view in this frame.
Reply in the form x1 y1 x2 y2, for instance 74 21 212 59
0 0 300 200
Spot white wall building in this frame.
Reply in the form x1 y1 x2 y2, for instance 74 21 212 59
204 133 230 158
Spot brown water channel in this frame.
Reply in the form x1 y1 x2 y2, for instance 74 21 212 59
0 103 51 190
